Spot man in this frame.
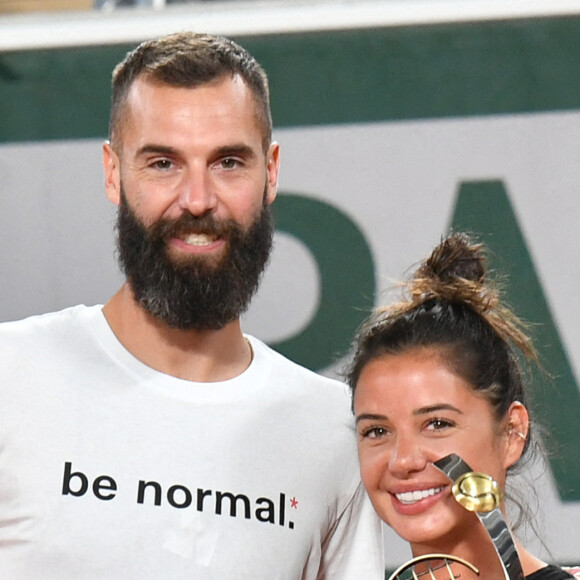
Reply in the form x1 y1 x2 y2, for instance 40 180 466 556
0 32 383 578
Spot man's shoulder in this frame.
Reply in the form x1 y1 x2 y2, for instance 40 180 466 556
246 335 352 410
248 335 345 385
0 305 99 344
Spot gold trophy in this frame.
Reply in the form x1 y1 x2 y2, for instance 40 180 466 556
387 453 524 580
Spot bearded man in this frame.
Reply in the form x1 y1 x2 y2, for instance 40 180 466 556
0 32 384 578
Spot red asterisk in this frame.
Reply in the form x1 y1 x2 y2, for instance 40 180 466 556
290 497 298 509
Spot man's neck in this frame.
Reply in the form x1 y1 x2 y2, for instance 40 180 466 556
102 284 252 383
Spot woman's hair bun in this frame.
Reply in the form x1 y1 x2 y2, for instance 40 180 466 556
365 231 538 387
416 232 486 285
404 232 489 310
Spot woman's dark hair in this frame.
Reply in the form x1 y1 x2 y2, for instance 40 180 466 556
346 232 538 462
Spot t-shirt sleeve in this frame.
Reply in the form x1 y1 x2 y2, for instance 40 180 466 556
318 482 385 579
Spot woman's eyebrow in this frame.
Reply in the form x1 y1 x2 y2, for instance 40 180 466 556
414 403 463 416
355 413 388 425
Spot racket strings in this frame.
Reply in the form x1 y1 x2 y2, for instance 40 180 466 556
389 555 478 580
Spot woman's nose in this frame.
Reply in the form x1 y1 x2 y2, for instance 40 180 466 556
388 435 428 477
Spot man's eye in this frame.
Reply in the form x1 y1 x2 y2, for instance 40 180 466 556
221 157 239 170
152 159 173 170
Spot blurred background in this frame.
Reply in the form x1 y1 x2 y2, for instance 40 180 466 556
3 0 239 12
1 0 580 574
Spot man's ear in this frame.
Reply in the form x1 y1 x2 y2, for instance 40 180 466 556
264 141 280 206
503 401 530 469
103 141 121 206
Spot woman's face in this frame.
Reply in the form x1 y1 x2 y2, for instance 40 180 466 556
354 348 522 549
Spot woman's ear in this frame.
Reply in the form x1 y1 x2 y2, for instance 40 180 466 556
503 401 529 469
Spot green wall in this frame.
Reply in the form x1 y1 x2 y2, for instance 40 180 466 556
2 16 580 142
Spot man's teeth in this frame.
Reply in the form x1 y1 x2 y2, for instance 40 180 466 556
395 487 444 504
184 233 216 246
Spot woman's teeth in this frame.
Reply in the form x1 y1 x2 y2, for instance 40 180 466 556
395 487 444 504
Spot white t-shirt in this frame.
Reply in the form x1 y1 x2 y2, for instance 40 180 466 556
0 305 384 579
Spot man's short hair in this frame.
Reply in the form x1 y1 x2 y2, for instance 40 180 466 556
109 32 272 151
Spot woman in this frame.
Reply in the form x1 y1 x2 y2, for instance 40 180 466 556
347 233 578 579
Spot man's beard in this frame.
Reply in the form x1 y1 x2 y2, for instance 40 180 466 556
115 189 274 330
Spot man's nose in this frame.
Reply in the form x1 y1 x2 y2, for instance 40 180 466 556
177 169 217 216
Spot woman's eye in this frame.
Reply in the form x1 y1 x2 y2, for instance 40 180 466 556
426 418 455 431
361 426 388 439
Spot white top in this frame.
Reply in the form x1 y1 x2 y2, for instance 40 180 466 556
0 305 384 579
